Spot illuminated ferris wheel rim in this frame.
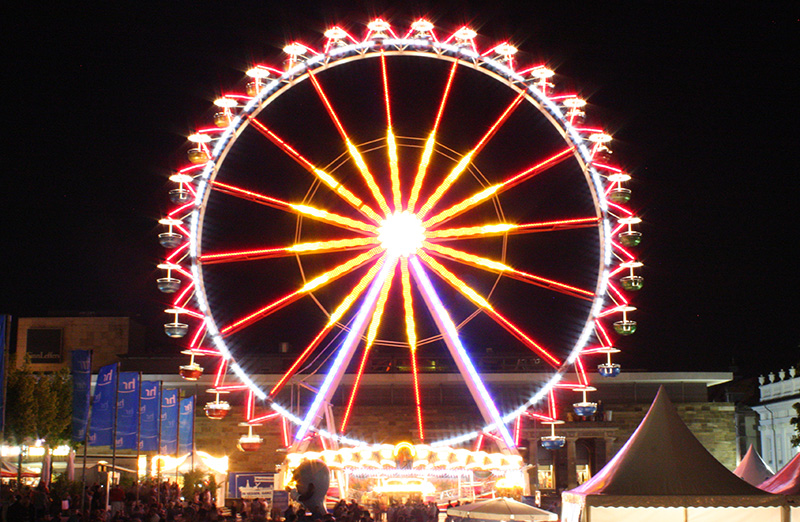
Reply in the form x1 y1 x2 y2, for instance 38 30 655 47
176 31 627 448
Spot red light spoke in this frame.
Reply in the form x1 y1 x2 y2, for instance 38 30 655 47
594 319 613 346
575 357 589 386
426 216 600 241
418 252 561 366
339 259 395 433
424 242 594 300
424 146 575 228
612 240 637 260
247 119 383 223
418 90 527 219
200 237 378 265
306 71 391 216
269 255 388 397
220 247 382 337
212 180 377 234
213 359 228 388
166 242 189 262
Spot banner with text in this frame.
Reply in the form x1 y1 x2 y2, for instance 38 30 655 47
88 363 118 446
70 350 93 442
178 396 194 455
159 389 179 455
139 381 161 452
114 372 140 450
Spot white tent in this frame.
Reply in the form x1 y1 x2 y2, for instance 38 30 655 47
447 497 557 521
561 387 784 522
734 444 774 486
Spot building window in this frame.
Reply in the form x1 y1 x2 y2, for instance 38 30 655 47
26 328 63 363
576 464 591 485
537 465 554 490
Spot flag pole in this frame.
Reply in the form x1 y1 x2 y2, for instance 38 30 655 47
107 364 119 511
80 350 94 515
156 382 163 506
135 372 142 505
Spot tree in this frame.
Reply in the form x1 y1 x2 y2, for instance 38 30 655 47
791 402 800 448
5 362 37 445
4 362 72 446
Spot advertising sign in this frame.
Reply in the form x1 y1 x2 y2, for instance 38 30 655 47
229 472 275 499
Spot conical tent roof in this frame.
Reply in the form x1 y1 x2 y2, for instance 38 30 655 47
563 386 779 507
758 451 800 495
734 444 774 486
447 498 557 521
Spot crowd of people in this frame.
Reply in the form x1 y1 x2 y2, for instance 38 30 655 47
1 481 448 522
1 480 219 522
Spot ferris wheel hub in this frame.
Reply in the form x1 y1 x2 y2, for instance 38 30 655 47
378 211 425 257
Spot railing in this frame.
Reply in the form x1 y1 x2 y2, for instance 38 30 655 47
759 370 799 401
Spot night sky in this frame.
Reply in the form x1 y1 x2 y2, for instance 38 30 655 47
4 2 798 379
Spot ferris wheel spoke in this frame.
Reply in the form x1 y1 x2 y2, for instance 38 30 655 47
219 247 383 337
423 242 594 301
380 51 402 212
425 216 600 241
423 146 576 228
417 90 527 219
269 254 390 398
340 258 397 433
408 256 516 451
247 118 383 223
307 71 392 216
408 59 459 213
400 257 425 441
212 180 377 234
295 258 397 442
200 237 379 265
417 252 561 367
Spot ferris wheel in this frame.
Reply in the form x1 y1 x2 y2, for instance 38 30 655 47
157 19 643 454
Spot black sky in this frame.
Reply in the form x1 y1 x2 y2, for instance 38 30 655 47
4 1 798 378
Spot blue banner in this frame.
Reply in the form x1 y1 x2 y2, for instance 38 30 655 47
139 381 161 451
70 350 93 442
114 372 140 450
89 363 118 446
178 396 195 455
0 315 8 435
160 389 179 454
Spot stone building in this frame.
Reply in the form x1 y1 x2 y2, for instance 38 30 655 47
6 315 738 494
752 367 800 471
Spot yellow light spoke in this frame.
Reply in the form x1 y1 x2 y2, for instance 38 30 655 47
408 59 459 212
400 258 417 351
380 51 402 212
422 185 500 228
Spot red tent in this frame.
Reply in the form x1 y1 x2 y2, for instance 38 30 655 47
734 444 774 486
1 460 39 478
758 451 800 495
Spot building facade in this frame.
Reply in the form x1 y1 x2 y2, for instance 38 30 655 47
753 367 800 471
